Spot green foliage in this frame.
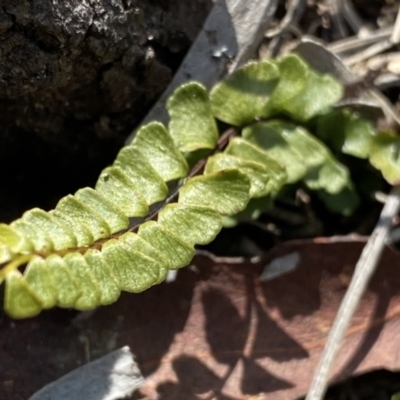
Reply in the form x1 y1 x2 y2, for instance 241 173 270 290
167 82 218 152
241 120 359 215
210 54 343 125
210 60 280 126
316 109 374 158
317 185 360 217
0 54 398 319
242 120 350 192
369 131 400 184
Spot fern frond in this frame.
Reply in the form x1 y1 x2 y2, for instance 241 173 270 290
243 120 351 194
0 80 256 318
2 54 381 319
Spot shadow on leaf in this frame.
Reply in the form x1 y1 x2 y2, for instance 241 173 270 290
156 354 239 399
241 357 294 394
202 287 249 366
251 303 308 362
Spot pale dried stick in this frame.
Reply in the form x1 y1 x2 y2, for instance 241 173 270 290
391 3 400 44
345 39 393 66
328 26 392 55
265 0 307 38
345 4 400 65
305 185 400 400
342 0 365 35
328 0 348 38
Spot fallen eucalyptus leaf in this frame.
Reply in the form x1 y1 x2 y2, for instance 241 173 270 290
4 238 400 400
28 346 143 400
260 252 299 281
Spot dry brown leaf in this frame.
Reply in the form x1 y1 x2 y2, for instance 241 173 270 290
136 239 400 399
2 238 400 399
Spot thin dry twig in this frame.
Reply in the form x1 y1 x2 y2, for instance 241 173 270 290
344 39 394 66
341 0 368 36
368 89 400 126
265 0 307 38
344 4 400 66
305 185 400 400
328 26 392 55
195 249 261 265
329 0 349 38
390 3 400 44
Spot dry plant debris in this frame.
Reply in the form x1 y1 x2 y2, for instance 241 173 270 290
3 239 400 399
2 0 400 399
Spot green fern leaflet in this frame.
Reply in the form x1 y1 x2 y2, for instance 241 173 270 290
0 54 397 318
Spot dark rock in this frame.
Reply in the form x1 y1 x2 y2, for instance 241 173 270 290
0 0 212 221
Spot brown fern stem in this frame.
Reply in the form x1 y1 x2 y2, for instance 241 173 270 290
0 127 237 268
131 126 237 231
